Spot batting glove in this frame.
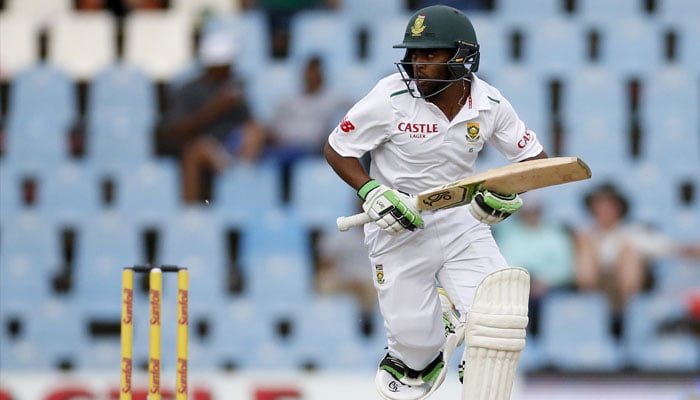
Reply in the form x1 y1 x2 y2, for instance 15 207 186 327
469 189 523 225
358 179 424 235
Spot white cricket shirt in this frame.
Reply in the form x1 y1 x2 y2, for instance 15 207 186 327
328 73 544 195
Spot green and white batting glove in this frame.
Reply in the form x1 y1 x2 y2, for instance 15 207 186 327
469 189 523 225
358 179 424 235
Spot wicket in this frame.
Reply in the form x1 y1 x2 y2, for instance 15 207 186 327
121 266 189 400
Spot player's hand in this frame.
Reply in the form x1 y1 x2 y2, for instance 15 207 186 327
469 189 522 225
359 179 423 235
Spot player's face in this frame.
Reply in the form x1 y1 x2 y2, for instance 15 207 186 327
410 48 453 96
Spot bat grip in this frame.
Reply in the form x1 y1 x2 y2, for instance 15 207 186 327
336 212 372 231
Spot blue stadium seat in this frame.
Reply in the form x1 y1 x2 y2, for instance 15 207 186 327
593 16 663 76
289 156 357 230
208 298 282 370
490 64 549 150
86 63 156 172
288 10 355 80
0 161 23 220
5 64 76 170
540 291 623 371
615 161 674 227
201 11 271 79
469 13 509 78
340 0 403 28
623 293 700 372
238 208 314 306
212 160 282 224
331 62 381 103
657 0 700 27
111 159 182 226
575 0 644 23
638 66 700 167
72 210 143 309
561 66 629 171
365 12 413 77
40 161 101 222
525 17 586 75
158 207 229 308
0 211 60 309
494 0 565 24
293 294 371 370
247 60 300 123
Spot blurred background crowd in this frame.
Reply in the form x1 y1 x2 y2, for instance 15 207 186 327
0 0 698 387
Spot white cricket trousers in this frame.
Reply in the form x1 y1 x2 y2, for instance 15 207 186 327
364 206 509 371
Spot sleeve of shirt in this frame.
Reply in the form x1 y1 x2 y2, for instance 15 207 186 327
487 97 544 162
327 82 392 158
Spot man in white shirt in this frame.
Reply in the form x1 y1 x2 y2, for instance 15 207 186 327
324 5 547 400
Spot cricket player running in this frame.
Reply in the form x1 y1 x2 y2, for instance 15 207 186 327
324 5 547 400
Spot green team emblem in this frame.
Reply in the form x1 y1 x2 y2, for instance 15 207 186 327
466 122 480 142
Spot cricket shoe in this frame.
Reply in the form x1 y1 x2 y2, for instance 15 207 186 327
375 353 444 400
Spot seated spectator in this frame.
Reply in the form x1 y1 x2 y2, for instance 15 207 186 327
574 182 700 316
493 192 576 336
159 32 265 204
265 56 349 164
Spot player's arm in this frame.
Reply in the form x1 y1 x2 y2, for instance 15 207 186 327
471 98 548 225
324 142 423 234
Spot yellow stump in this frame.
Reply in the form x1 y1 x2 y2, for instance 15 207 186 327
176 268 189 400
120 268 134 400
149 268 162 400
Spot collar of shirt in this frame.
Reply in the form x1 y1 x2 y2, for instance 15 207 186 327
452 74 493 123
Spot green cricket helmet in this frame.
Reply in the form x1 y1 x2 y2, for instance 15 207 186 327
393 5 480 98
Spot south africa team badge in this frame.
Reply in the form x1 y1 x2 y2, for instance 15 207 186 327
375 264 385 284
466 122 480 142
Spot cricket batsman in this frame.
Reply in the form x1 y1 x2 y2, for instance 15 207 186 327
324 5 548 400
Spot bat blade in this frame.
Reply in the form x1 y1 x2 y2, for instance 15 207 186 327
416 156 591 211
336 156 592 231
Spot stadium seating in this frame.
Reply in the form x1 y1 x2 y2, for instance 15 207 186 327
201 11 271 79
287 10 355 79
5 64 76 170
48 12 116 80
0 14 40 78
623 293 700 372
158 207 230 307
72 210 142 310
539 291 623 371
123 11 192 80
1 1 698 376
0 211 61 309
289 156 357 230
212 160 282 223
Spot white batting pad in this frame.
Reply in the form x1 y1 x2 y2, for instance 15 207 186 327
461 267 530 400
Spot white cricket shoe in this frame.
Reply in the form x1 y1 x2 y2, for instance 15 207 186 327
375 353 443 400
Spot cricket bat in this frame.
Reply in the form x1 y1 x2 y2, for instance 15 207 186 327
337 156 592 231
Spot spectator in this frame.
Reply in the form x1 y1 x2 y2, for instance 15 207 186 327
264 55 350 200
160 32 265 204
574 182 700 315
241 0 339 58
493 192 576 336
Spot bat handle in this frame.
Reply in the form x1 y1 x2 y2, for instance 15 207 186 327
336 212 372 231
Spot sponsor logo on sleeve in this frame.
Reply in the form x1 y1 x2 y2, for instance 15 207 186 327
375 264 385 284
339 116 356 133
517 129 533 149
